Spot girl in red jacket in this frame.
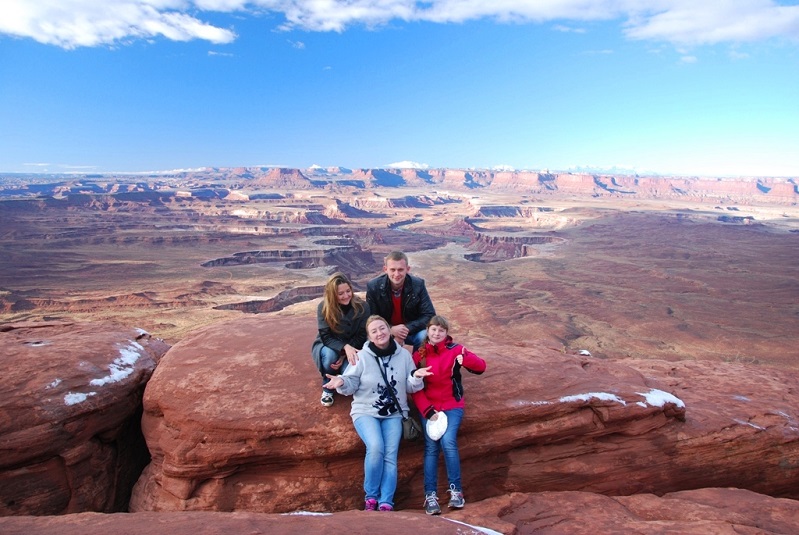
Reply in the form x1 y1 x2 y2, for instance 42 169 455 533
411 315 486 515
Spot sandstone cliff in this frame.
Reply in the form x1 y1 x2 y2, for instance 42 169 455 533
128 315 799 515
0 321 170 515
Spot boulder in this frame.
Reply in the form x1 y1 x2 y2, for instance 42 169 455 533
0 320 169 515
131 314 798 512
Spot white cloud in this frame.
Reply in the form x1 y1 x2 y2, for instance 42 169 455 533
622 1 799 46
552 24 587 34
2 1 798 49
0 0 237 48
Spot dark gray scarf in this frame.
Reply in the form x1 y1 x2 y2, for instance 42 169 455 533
368 337 397 358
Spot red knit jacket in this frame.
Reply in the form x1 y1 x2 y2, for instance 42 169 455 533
411 336 486 419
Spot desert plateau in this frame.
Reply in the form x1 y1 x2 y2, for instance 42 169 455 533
2 167 799 534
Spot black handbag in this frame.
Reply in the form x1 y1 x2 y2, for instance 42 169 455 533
376 356 423 441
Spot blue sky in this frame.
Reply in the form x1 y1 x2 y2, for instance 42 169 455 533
1 1 798 177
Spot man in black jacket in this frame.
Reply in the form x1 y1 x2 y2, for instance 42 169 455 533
366 251 436 351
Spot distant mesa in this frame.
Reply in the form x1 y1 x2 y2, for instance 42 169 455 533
1 167 797 205
351 168 409 187
323 199 380 219
249 167 313 189
472 205 555 218
466 233 566 262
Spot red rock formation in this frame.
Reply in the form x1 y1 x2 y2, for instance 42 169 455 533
427 168 473 189
250 168 313 189
129 314 799 514
3 168 797 204
322 199 373 219
552 173 599 194
468 233 564 261
764 179 798 202
397 168 434 187
4 488 797 534
488 171 549 191
348 193 396 209
450 488 799 534
0 320 170 515
350 168 406 187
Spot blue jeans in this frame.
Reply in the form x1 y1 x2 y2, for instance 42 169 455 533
406 329 427 352
319 345 349 394
421 408 464 493
353 415 402 507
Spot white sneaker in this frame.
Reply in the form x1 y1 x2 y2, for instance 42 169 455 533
320 391 334 407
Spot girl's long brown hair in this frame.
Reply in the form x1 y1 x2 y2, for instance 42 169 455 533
322 272 364 333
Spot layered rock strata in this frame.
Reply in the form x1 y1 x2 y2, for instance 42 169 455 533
129 314 799 513
0 321 169 515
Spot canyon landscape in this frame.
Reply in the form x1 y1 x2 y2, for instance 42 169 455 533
1 167 799 534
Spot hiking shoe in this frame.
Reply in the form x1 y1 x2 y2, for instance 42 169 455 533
320 391 334 407
378 503 394 511
364 498 377 511
447 484 465 508
424 492 441 515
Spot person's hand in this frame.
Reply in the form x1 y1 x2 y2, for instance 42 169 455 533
323 374 344 390
391 324 409 341
344 345 359 366
456 347 465 365
330 356 345 370
413 366 433 378
430 411 440 421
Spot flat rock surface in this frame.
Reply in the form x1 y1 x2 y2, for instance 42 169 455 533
4 488 799 534
450 487 799 534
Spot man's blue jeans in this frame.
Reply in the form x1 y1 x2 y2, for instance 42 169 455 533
319 345 348 394
406 328 427 352
353 415 402 507
421 408 464 493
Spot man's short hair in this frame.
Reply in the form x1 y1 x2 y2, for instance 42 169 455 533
384 251 408 265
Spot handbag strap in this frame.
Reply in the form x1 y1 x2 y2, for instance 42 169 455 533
375 355 404 417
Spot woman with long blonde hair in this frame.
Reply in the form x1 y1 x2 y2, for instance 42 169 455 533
311 272 370 407
324 315 431 511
